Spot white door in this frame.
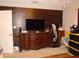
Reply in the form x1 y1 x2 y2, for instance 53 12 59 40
0 10 13 53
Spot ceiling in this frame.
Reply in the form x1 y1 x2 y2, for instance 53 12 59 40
0 0 75 10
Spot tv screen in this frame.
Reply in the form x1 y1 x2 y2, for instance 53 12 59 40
26 19 45 31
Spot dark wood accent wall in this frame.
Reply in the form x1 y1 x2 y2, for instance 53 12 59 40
13 8 63 32
30 9 62 27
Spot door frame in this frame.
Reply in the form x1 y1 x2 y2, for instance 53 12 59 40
78 9 79 26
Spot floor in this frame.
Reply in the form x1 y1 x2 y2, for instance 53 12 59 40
46 53 71 58
3 53 72 58
3 45 72 58
47 53 79 58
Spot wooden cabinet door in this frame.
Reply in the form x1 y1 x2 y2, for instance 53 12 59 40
37 33 44 48
19 33 30 51
30 33 39 50
30 39 39 49
24 34 30 50
19 34 26 51
43 32 51 47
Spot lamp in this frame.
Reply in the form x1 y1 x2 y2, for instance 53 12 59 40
13 26 17 29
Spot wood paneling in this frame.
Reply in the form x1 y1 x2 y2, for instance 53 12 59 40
13 8 63 31
19 33 30 51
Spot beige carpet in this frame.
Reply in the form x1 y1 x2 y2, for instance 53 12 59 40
3 45 68 58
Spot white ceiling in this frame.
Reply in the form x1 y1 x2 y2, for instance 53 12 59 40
0 0 75 10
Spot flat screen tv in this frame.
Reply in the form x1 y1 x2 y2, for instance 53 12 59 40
26 19 45 31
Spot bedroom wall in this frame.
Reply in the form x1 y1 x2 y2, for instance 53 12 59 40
0 0 63 10
63 0 79 32
13 8 62 33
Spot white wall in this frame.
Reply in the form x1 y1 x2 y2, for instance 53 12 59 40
13 9 26 33
0 0 63 10
63 0 79 32
0 0 75 10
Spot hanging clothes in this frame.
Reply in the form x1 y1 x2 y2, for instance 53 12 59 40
51 24 57 41
51 24 58 47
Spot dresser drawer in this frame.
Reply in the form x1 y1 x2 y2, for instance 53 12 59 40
68 47 79 56
70 34 79 42
69 41 79 50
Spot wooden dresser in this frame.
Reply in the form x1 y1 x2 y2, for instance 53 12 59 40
19 32 51 51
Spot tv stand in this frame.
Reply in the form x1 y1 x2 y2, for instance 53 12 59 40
19 31 51 51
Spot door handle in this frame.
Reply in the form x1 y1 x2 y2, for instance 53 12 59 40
9 34 13 36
